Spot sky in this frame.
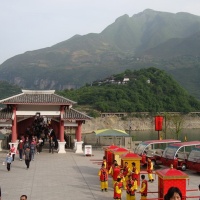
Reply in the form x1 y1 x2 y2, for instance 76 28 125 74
0 0 200 64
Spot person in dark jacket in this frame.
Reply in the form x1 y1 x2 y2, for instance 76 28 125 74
49 136 55 154
24 147 31 169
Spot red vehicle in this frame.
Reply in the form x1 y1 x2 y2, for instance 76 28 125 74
134 139 181 166
161 141 200 171
186 145 200 172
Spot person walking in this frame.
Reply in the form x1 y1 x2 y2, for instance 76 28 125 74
6 152 13 171
18 140 24 161
23 138 30 150
147 158 154 182
30 140 36 161
20 195 27 200
49 136 55 153
24 147 31 169
10 144 16 161
140 174 148 200
98 163 108 192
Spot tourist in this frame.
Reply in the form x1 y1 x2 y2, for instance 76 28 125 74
36 137 43 153
18 140 24 161
140 174 148 200
49 136 55 153
23 138 30 150
6 152 13 171
164 187 182 200
198 184 200 200
24 147 31 169
147 158 154 182
20 195 27 200
98 163 108 192
10 144 16 161
30 139 36 161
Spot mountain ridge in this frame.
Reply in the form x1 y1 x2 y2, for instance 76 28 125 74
1 9 200 98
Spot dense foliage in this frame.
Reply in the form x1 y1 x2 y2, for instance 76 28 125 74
57 68 200 113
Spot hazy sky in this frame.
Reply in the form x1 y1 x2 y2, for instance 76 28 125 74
0 0 200 64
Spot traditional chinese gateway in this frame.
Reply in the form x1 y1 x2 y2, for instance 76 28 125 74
0 90 91 153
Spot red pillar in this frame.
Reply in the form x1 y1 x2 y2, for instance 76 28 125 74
59 105 65 142
12 105 17 142
76 121 82 142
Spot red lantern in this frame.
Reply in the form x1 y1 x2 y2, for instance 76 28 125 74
155 116 163 131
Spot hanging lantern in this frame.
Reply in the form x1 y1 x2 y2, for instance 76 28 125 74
155 116 163 131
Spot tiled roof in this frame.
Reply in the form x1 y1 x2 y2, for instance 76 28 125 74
0 108 12 120
0 107 91 121
0 90 76 105
63 108 92 120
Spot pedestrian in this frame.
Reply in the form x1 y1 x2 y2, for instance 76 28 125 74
18 140 24 161
164 187 182 200
98 163 108 192
6 152 13 171
114 177 122 200
36 138 41 154
30 140 36 160
198 184 200 200
147 158 154 182
23 138 30 150
20 195 27 200
24 147 31 169
125 175 137 200
140 174 148 200
10 144 16 161
49 136 55 153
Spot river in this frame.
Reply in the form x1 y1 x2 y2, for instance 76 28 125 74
130 128 200 141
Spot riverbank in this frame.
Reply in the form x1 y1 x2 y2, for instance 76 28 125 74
82 114 200 133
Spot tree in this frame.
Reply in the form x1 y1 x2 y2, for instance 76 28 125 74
169 114 185 140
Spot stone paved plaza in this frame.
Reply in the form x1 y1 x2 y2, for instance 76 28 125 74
0 149 199 200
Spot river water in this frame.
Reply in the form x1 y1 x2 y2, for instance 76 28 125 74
130 128 200 141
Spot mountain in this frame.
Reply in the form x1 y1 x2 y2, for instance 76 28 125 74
1 9 200 98
139 31 200 58
0 81 21 100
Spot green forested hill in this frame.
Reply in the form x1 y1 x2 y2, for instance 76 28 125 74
57 68 200 113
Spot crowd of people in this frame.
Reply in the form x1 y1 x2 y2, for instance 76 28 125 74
98 157 155 200
5 116 58 171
